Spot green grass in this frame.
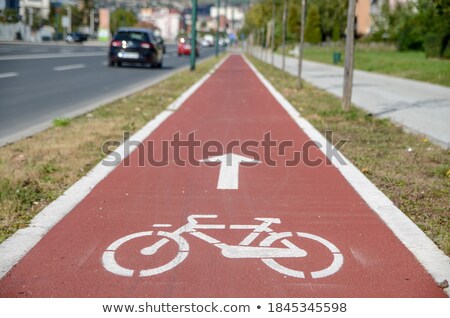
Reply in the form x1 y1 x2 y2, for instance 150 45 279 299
296 44 450 87
53 118 71 127
248 54 450 255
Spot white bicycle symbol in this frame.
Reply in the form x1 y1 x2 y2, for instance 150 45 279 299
102 215 343 278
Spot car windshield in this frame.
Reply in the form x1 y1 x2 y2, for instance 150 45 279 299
116 31 149 42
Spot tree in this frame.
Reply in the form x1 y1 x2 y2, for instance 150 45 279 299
110 9 137 35
81 0 95 25
369 0 450 57
0 9 20 23
304 4 321 44
287 0 300 42
416 0 450 58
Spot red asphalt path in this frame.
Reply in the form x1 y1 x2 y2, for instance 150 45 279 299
0 55 446 297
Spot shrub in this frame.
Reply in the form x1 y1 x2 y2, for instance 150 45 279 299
305 4 321 44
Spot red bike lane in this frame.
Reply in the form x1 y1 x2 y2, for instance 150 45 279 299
0 55 446 297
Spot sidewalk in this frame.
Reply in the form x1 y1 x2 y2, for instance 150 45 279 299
250 47 450 148
0 54 448 297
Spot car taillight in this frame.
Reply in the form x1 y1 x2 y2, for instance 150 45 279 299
140 42 153 49
111 40 121 47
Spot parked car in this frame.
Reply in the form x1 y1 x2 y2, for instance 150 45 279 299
177 37 199 57
65 32 88 43
109 27 164 68
203 34 215 47
201 38 213 47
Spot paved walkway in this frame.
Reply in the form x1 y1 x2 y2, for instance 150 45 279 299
0 54 447 297
250 47 450 148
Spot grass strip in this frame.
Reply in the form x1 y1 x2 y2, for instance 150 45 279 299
248 55 449 255
285 44 450 87
0 56 223 244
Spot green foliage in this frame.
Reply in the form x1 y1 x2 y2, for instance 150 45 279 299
110 8 137 35
50 6 83 33
53 118 71 127
0 9 20 23
313 0 347 41
371 0 450 57
332 21 341 42
424 33 443 58
287 1 300 42
81 0 95 25
242 0 347 46
304 4 321 44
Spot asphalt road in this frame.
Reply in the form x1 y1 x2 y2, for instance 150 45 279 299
0 42 219 147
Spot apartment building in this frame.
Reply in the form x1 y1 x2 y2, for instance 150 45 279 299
19 0 50 19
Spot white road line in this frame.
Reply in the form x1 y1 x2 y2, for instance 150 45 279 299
31 49 49 53
0 72 18 79
0 52 106 61
53 64 86 71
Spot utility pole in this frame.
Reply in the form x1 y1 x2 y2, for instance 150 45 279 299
224 0 228 32
342 0 357 111
271 0 275 66
231 5 235 32
190 0 198 71
90 9 95 38
68 6 72 33
281 0 287 72
215 0 221 57
261 27 264 60
297 0 306 89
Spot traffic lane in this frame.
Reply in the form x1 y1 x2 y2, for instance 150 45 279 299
0 47 178 78
0 43 180 75
0 45 215 115
0 55 444 297
0 46 217 140
0 42 107 57
0 42 178 57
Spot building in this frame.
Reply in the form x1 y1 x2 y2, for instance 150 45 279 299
1 0 20 11
19 0 50 19
139 7 180 40
355 0 371 36
210 6 244 32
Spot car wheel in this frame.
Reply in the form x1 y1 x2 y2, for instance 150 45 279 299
117 61 122 67
108 61 115 67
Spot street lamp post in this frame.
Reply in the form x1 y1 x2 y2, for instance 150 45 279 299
281 0 287 72
271 0 276 66
342 0 357 110
215 0 221 57
297 0 306 89
190 0 198 71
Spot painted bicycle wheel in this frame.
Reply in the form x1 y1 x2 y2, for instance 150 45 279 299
102 231 189 277
260 232 343 279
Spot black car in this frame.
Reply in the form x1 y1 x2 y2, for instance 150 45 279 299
65 32 88 43
109 28 164 68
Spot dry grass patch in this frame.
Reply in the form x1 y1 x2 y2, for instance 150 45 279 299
0 56 222 243
248 55 450 255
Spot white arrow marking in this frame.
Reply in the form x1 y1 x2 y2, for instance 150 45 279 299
202 153 260 190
